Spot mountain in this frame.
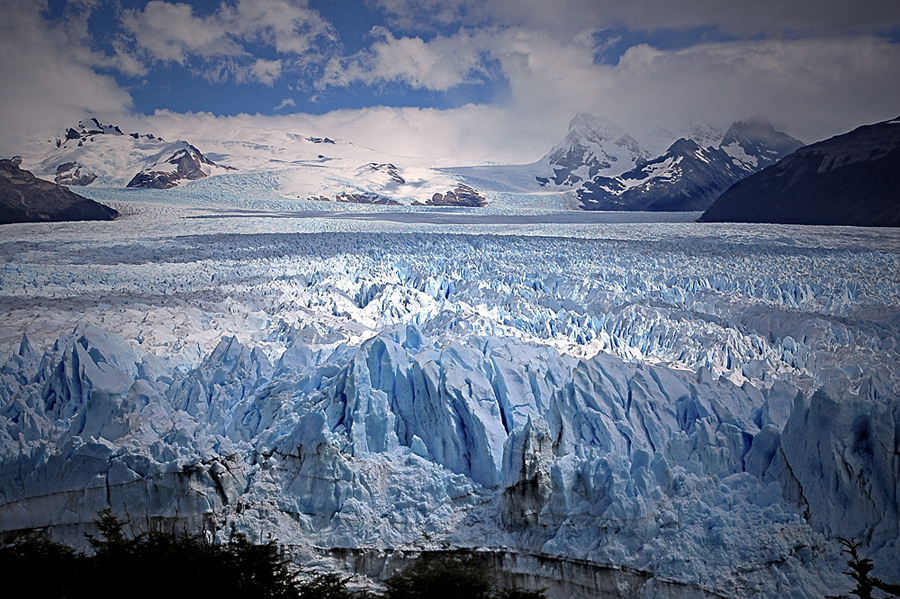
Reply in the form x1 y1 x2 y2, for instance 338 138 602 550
18 118 488 207
718 116 805 170
127 143 234 189
22 117 220 189
0 157 118 224
578 118 803 211
700 116 900 226
577 139 745 211
536 113 652 186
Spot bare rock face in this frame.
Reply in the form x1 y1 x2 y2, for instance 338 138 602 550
126 144 231 189
423 184 487 207
308 192 400 204
54 162 98 186
0 158 118 224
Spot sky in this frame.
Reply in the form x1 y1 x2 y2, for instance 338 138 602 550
2 0 900 163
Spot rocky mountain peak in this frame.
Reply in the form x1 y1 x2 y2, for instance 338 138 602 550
720 117 803 167
543 113 651 184
0 159 118 223
126 142 232 189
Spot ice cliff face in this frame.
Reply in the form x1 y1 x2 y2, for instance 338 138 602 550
1 213 898 599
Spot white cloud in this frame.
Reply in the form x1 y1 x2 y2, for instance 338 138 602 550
274 97 296 110
223 0 336 55
249 58 283 85
315 26 900 160
321 26 491 90
121 1 244 64
119 0 336 80
372 0 900 35
0 0 133 155
602 36 900 142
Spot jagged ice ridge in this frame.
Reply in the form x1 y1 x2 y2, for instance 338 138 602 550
0 203 898 599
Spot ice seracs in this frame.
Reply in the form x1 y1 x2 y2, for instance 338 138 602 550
1 213 898 598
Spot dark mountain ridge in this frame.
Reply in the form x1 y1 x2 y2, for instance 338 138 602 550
0 158 118 224
700 116 900 226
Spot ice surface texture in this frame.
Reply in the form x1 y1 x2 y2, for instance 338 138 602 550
1 201 899 598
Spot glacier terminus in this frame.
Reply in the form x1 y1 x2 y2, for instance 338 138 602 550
0 190 898 599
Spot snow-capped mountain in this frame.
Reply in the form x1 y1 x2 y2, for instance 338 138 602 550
536 113 652 186
644 121 726 156
17 118 488 206
701 116 900 226
576 118 802 211
21 117 214 189
577 138 744 211
718 116 805 171
127 143 234 189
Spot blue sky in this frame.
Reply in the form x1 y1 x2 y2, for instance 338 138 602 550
3 0 900 161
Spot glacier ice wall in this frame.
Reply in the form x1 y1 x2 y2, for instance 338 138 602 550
1 207 899 598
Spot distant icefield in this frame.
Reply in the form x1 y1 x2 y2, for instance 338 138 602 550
1 187 899 599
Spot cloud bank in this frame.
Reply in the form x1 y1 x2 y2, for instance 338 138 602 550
2 0 899 162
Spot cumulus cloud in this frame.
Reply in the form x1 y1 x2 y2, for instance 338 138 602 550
320 26 493 90
0 0 133 154
314 24 900 160
120 1 245 64
372 0 900 35
120 0 336 80
3 0 899 165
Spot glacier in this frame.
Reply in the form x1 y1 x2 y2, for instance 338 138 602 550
1 192 899 598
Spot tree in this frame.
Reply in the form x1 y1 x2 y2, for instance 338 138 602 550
383 553 546 599
838 538 899 599
384 553 495 599
83 511 302 598
0 534 82 598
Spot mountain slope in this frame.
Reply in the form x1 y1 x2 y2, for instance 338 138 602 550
127 143 234 189
578 118 802 211
577 139 744 211
19 118 486 206
700 116 900 226
0 158 118 224
537 113 651 185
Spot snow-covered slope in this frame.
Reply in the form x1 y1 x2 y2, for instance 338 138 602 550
577 118 802 211
127 143 234 189
1 195 898 598
442 115 800 213
536 113 652 185
17 118 487 207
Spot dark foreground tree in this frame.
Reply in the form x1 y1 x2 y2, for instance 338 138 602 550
1 511 325 599
0 533 82 598
383 553 546 599
838 538 900 599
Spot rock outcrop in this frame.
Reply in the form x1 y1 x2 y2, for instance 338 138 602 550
126 143 233 189
421 184 487 207
0 158 117 224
